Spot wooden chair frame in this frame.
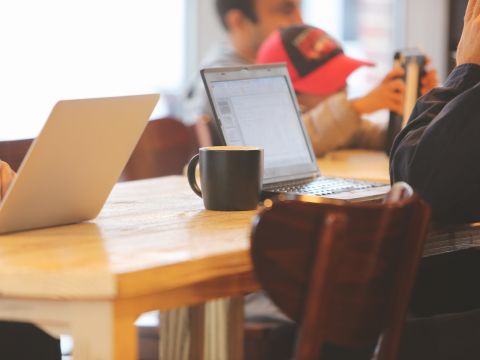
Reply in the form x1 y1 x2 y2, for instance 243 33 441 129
251 183 431 360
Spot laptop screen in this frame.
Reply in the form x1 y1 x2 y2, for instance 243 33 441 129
203 65 319 184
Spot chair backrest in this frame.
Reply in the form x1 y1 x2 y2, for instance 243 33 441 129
194 115 223 147
250 183 431 360
120 117 198 181
0 138 34 172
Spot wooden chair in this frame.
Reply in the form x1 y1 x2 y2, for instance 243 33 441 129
120 117 198 181
0 138 34 172
250 183 431 360
194 115 223 147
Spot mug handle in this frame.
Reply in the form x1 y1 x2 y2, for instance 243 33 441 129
187 154 202 198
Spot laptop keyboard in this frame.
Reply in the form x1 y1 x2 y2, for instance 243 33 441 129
268 177 382 196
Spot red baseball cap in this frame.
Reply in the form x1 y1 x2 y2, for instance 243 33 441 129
257 25 374 96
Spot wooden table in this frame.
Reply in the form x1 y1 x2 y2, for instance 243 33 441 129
317 149 390 183
0 176 258 360
1 150 478 360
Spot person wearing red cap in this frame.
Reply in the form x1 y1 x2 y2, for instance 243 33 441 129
257 24 438 156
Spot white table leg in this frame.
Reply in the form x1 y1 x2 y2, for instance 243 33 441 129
204 299 228 360
159 307 191 360
0 299 137 360
160 297 245 360
226 296 244 360
68 302 114 360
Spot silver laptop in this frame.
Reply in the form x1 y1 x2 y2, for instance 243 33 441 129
201 64 390 202
0 94 159 234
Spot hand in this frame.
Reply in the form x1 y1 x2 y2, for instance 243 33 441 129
0 161 16 200
350 67 405 115
421 58 439 95
457 0 480 66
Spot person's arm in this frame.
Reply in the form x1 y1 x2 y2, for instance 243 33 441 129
348 118 386 151
350 67 406 115
302 90 388 156
302 92 363 157
0 161 15 200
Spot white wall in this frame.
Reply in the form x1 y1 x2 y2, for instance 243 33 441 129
185 0 225 85
188 0 450 82
396 0 449 81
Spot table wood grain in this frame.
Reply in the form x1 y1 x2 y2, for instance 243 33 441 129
318 149 390 183
0 176 259 302
1 149 477 360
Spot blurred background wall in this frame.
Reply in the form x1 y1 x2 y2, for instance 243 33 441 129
0 0 466 140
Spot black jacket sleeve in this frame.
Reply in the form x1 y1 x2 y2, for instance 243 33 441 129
390 64 480 224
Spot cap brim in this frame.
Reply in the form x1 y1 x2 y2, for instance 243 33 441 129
293 54 374 96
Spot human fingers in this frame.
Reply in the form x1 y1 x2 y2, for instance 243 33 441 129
474 0 480 19
422 69 438 84
422 68 438 80
387 99 404 115
465 0 478 22
386 78 406 93
372 88 403 113
388 89 404 104
383 67 405 82
421 70 439 94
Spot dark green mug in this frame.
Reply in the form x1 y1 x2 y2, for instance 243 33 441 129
187 146 263 211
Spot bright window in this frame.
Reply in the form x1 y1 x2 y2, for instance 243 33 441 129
0 0 186 140
302 0 396 100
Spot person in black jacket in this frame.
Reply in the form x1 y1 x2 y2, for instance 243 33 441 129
390 0 480 224
384 6 480 358
390 2 480 346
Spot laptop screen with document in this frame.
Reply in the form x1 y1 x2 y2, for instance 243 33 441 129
202 64 319 184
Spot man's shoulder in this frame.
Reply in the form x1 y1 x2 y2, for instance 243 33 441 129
443 64 480 91
182 40 252 125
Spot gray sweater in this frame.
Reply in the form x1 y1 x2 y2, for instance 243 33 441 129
302 91 386 157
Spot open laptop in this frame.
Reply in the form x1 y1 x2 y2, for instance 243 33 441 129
201 64 390 202
0 94 159 234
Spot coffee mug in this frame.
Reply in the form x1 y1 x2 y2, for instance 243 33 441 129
187 146 263 211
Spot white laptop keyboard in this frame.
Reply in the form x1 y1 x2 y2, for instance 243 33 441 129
265 177 383 196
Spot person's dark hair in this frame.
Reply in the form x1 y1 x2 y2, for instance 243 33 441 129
216 0 258 30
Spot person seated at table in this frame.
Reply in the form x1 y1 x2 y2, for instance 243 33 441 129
184 0 303 145
390 0 480 312
256 24 438 156
0 160 62 360
388 3 480 358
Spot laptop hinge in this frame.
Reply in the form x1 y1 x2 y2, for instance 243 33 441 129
263 176 319 190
